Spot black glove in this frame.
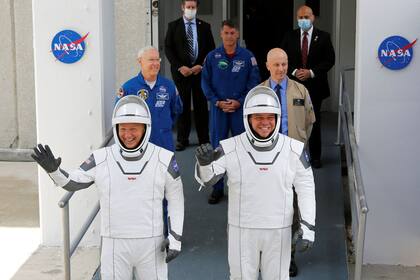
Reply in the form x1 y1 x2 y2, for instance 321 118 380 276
31 144 62 173
160 239 180 263
195 143 214 166
292 228 314 252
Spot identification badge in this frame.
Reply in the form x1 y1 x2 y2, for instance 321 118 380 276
293 98 305 106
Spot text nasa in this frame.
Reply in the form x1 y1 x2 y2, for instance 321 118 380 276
53 42 84 52
380 48 410 57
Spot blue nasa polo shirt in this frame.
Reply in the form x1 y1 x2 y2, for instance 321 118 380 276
117 72 183 151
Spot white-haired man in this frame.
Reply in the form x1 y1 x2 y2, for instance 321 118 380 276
195 86 315 279
32 96 184 279
117 46 183 152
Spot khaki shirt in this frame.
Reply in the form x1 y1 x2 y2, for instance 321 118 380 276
261 78 315 144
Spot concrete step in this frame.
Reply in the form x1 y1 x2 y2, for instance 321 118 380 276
12 246 99 280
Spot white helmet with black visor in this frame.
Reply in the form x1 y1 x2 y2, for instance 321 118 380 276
112 95 151 158
243 86 282 148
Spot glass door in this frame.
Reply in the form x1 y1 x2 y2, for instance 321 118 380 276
223 0 244 45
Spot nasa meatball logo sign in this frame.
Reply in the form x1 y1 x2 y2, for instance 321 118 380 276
378 36 417 70
51 30 89 64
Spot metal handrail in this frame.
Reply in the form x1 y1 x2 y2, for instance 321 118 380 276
336 67 369 280
0 148 35 162
335 66 355 145
58 128 113 280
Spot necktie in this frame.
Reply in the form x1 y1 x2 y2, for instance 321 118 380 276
275 84 283 133
301 31 308 68
275 84 283 106
186 22 195 64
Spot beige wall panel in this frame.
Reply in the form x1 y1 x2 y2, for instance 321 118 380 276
14 0 36 148
0 0 18 148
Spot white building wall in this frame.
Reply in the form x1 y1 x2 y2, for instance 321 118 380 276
32 0 115 245
355 0 420 265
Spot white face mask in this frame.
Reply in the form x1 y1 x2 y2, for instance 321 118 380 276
184 8 197 20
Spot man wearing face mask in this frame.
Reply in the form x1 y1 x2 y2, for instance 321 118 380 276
280 5 335 170
165 0 216 151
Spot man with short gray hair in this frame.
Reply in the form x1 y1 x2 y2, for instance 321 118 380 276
117 46 183 152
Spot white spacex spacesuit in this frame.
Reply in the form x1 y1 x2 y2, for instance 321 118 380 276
40 96 184 279
195 86 315 280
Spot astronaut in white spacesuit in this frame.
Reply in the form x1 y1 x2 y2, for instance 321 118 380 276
32 95 184 280
195 86 316 280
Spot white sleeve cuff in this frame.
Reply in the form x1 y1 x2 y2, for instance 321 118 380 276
168 235 181 251
301 223 315 242
48 169 70 187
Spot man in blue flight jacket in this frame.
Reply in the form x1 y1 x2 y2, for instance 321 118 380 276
117 46 183 152
201 20 260 204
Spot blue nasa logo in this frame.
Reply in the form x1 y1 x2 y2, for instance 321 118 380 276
378 36 417 70
51 30 89 64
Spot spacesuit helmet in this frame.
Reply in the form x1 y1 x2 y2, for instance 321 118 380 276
112 95 151 157
243 86 281 148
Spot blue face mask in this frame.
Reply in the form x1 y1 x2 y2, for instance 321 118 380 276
298 19 312 31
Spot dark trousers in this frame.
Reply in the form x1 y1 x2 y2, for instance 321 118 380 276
175 74 209 145
309 98 323 161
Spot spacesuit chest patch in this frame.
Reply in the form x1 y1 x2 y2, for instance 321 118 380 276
80 154 96 171
155 87 169 107
232 60 245 72
218 59 229 70
137 89 149 100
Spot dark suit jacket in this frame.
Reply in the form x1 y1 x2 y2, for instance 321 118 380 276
281 27 335 101
164 17 215 82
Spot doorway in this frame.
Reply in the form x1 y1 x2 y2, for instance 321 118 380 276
158 0 294 81
242 0 294 80
156 0 352 111
158 0 224 78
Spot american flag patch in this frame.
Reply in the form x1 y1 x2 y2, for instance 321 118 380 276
80 154 96 171
251 57 258 66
